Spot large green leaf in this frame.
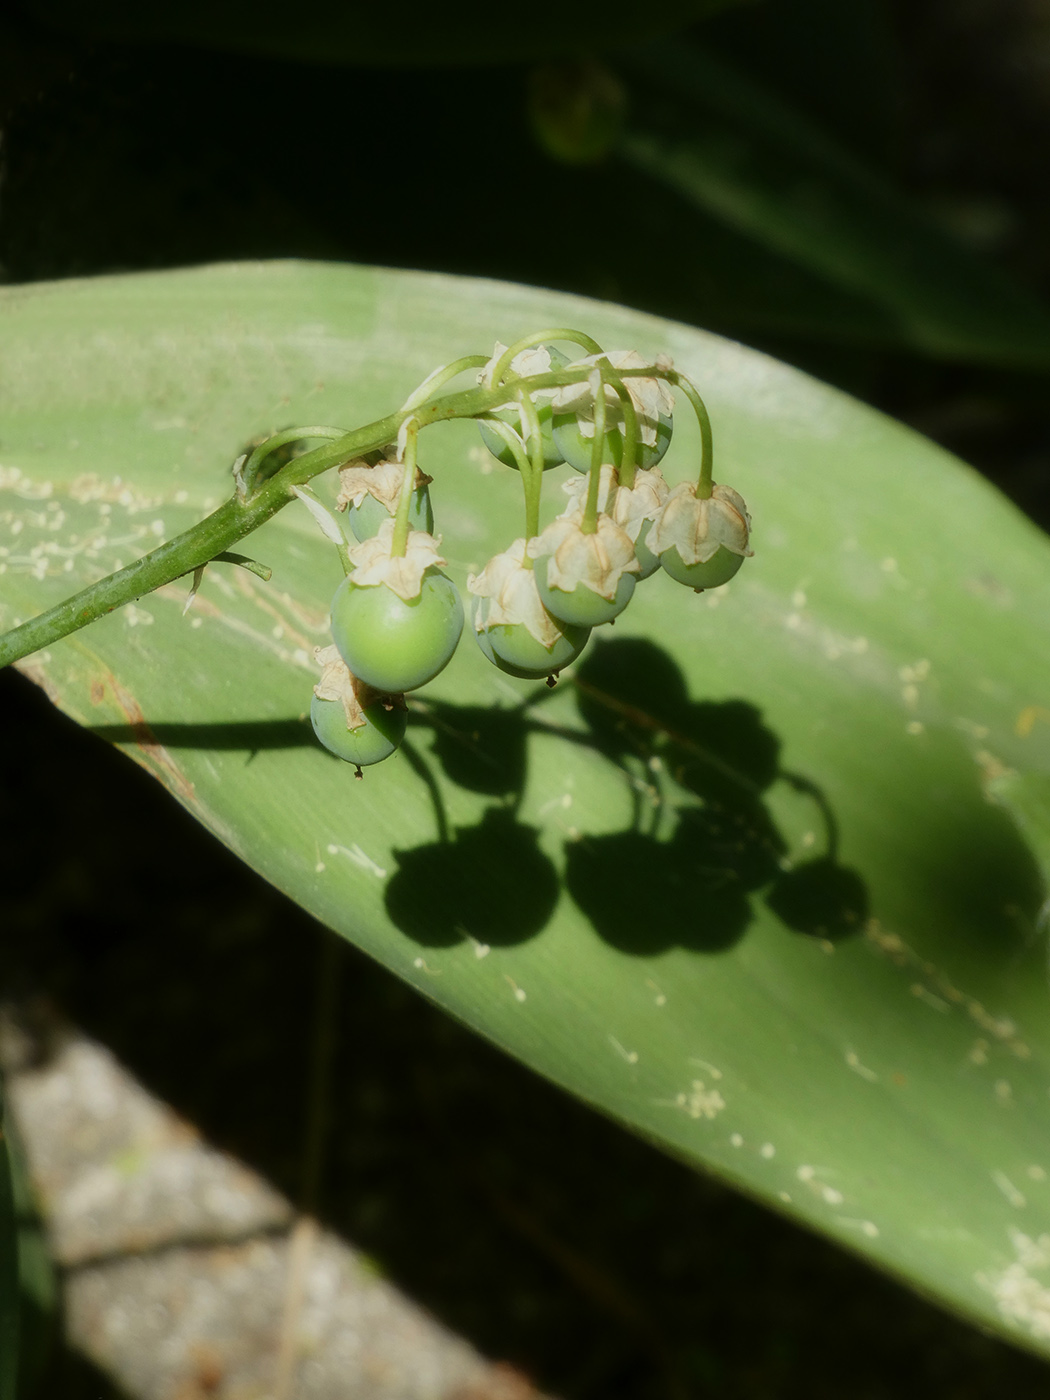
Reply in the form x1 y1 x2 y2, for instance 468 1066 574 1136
3 262 1050 1357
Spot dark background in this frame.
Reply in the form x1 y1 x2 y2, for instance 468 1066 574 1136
2 0 1050 1393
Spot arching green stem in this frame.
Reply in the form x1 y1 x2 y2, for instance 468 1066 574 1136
664 371 713 498
516 387 546 552
478 417 532 475
390 417 420 558
238 426 351 498
598 360 639 487
581 367 607 536
490 327 604 388
401 355 490 412
0 360 673 669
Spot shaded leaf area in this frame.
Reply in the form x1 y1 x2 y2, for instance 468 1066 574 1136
90 639 870 958
385 640 866 955
5 667 1050 1400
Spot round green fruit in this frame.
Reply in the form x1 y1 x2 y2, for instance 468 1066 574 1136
551 410 672 474
660 545 745 591
348 485 433 542
310 692 407 767
331 571 463 693
478 344 569 470
632 519 662 580
534 563 636 627
471 599 590 680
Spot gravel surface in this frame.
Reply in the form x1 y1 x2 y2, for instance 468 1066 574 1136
2 1014 548 1400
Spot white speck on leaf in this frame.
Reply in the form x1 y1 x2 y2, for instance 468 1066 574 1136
325 844 386 878
609 1036 639 1065
978 1229 1050 1340
846 1049 878 1082
993 1172 1026 1208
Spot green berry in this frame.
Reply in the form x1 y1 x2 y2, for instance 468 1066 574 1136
331 571 463 693
348 485 433 542
479 344 569 470
310 691 407 767
472 597 589 679
660 545 745 591
632 519 662 579
534 564 636 627
551 411 672 474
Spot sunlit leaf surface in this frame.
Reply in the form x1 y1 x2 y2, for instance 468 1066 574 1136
3 262 1050 1355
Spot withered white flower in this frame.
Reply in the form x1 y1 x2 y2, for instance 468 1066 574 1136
336 458 424 514
313 645 370 730
559 462 618 516
527 509 639 601
559 464 668 543
467 538 565 648
479 342 558 394
647 482 752 566
551 350 674 448
347 517 447 601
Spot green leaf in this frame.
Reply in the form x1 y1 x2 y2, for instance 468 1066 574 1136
4 261 1050 1357
617 40 1050 370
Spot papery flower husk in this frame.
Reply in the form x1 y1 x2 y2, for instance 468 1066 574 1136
560 465 668 544
479 341 558 397
467 538 565 648
614 466 669 542
647 481 752 566
347 517 447 600
559 463 618 516
313 645 376 730
336 459 429 513
527 510 639 601
551 350 674 448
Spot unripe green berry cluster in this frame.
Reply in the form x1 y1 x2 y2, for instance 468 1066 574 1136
305 332 752 774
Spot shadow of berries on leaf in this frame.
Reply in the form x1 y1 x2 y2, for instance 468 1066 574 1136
384 806 559 949
385 636 868 955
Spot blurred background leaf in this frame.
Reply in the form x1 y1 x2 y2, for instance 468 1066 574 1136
8 0 747 65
